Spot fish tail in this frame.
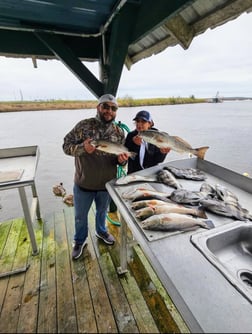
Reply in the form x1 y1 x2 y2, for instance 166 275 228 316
194 146 209 160
204 219 215 229
129 151 137 158
197 205 208 219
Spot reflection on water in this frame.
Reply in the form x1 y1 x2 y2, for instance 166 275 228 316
1 101 252 221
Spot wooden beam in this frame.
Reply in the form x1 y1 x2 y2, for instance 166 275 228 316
103 3 139 95
165 15 194 50
193 0 252 36
34 32 104 98
131 0 191 43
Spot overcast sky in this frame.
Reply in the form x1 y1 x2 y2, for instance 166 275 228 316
0 12 251 101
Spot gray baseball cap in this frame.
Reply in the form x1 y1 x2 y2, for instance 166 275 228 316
98 94 118 106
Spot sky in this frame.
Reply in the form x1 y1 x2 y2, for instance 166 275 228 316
0 12 252 101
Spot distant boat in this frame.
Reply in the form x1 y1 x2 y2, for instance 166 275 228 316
211 91 223 103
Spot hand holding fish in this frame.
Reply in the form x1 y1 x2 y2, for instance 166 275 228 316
83 138 96 154
160 147 171 154
133 135 142 146
118 153 129 164
91 139 137 158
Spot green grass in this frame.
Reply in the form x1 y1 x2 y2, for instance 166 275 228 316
0 96 207 112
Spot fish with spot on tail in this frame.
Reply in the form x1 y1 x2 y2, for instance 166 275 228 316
139 130 209 160
141 213 214 232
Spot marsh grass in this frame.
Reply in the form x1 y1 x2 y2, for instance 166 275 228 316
0 96 206 112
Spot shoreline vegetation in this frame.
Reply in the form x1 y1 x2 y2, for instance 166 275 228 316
0 96 206 112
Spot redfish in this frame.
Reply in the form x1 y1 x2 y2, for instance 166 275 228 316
139 130 209 160
141 213 214 231
91 139 137 158
135 203 207 220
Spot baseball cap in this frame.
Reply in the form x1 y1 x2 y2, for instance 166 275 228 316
133 110 152 122
98 94 118 107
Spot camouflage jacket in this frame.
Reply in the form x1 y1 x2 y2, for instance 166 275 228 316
63 115 125 190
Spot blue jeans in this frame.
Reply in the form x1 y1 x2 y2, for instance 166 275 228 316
73 183 111 244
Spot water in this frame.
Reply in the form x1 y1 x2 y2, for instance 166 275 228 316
1 101 252 221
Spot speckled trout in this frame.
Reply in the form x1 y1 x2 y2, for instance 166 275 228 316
139 130 209 160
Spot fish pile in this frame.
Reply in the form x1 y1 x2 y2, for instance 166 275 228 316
116 163 251 233
139 130 209 160
122 186 213 233
199 182 252 221
169 182 252 221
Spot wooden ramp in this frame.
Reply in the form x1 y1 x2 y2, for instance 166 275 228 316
0 207 189 333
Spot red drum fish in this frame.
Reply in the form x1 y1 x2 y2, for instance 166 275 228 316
135 203 207 220
131 199 170 210
141 213 214 232
139 130 209 160
122 187 171 201
91 139 137 158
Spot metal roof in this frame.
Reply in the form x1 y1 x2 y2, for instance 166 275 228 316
0 0 252 98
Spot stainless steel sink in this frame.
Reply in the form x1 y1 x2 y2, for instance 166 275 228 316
191 221 252 303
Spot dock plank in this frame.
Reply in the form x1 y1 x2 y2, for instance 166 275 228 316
0 220 11 256
129 244 190 333
64 205 98 333
0 218 24 320
54 211 78 333
17 219 43 333
0 219 29 333
91 243 138 333
0 206 188 333
83 210 118 333
37 215 57 333
91 209 159 333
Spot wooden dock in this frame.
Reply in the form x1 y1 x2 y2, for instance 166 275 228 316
0 206 189 333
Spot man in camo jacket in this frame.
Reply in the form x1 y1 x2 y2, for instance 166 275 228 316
63 94 128 260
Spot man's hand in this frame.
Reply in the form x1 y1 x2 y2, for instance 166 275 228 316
83 138 96 154
118 153 129 165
